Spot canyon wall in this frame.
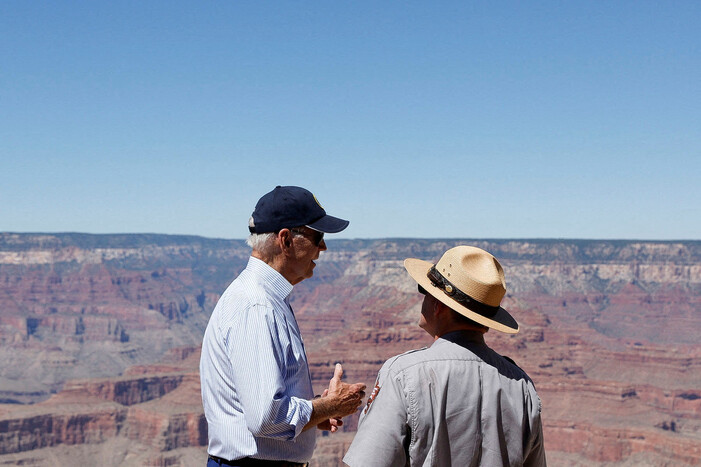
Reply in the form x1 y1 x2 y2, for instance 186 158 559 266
0 233 698 465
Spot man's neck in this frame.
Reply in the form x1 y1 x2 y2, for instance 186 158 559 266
434 324 488 341
251 251 297 285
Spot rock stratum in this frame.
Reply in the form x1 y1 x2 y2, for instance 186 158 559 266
0 233 699 466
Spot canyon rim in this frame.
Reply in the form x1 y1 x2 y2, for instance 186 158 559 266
0 233 699 466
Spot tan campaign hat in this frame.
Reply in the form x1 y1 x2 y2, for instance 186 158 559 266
404 245 519 334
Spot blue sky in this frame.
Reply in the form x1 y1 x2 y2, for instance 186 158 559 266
1 1 699 240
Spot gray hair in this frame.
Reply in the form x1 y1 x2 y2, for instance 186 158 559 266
246 217 279 260
246 232 276 251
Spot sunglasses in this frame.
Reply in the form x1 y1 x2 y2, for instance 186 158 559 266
291 227 325 246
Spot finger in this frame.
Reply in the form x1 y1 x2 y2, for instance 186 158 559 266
351 383 366 392
321 388 329 397
332 363 344 381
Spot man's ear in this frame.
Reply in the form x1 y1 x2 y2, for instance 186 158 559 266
278 229 293 251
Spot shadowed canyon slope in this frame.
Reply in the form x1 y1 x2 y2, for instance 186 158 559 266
0 233 699 466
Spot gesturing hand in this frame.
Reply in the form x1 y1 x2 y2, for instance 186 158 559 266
309 363 367 433
327 363 366 418
316 389 343 432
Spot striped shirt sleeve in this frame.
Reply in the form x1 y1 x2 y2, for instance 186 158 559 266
226 300 313 439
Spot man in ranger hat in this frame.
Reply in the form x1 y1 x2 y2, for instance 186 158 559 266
344 246 546 467
200 186 366 467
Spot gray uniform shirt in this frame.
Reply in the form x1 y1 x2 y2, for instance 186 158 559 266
344 331 546 467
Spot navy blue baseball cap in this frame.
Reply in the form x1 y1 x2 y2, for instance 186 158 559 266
249 186 350 234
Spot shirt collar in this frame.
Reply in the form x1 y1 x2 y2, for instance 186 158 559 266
246 256 294 300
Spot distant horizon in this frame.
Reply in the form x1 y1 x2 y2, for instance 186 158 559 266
1 230 698 243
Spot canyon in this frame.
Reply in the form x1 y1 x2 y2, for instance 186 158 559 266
0 233 699 466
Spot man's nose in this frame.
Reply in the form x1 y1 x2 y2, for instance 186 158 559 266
318 239 327 251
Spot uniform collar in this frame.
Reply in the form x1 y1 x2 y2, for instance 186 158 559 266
436 329 487 347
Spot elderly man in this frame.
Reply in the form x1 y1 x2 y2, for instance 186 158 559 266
201 186 366 467
344 246 546 466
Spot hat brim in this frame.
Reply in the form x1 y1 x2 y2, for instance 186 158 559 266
307 215 349 233
404 258 519 334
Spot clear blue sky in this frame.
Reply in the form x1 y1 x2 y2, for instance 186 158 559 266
2 1 699 240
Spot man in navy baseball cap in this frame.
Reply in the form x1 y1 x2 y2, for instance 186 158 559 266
249 185 350 234
200 185 364 466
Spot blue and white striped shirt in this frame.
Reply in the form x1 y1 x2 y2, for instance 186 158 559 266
200 256 315 462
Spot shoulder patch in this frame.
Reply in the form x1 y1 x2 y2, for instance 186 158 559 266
363 382 381 414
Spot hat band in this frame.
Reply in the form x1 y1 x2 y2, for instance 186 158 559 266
427 266 499 318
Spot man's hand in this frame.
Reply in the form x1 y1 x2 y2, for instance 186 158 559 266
327 363 366 418
316 389 343 432
305 363 366 432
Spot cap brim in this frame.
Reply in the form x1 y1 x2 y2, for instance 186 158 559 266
404 258 519 334
307 215 349 233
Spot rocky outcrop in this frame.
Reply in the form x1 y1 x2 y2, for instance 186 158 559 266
545 420 701 465
0 347 206 465
0 408 127 453
0 233 250 403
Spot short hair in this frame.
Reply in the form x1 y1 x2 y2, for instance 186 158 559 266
246 217 279 260
246 232 276 251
